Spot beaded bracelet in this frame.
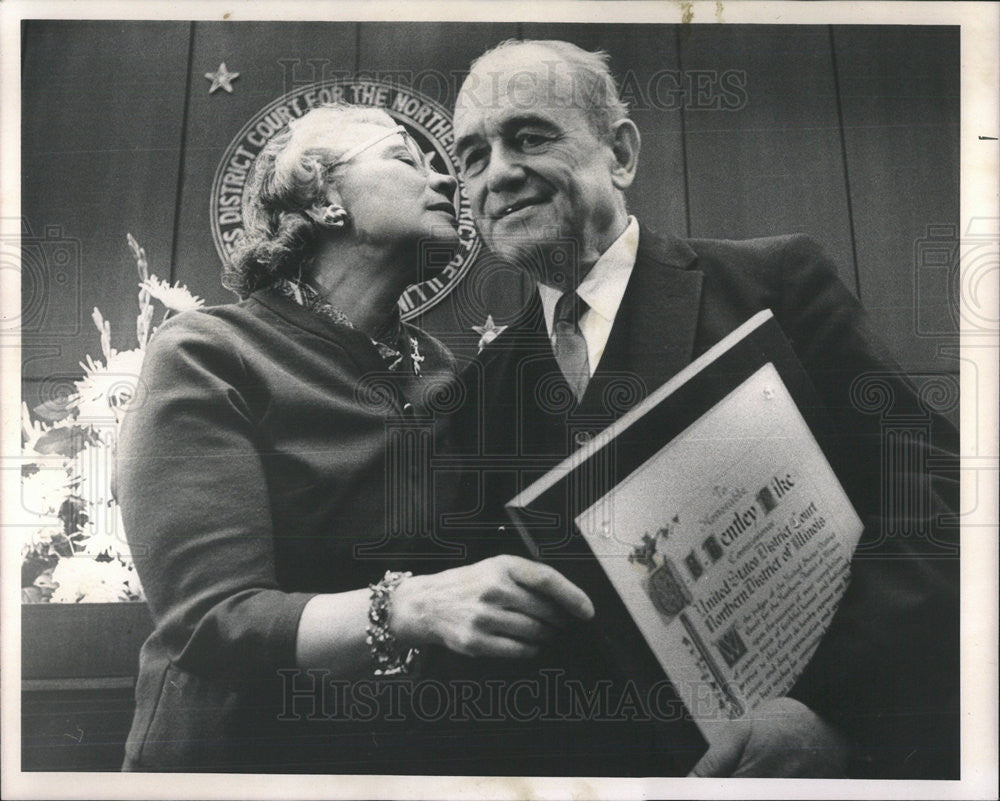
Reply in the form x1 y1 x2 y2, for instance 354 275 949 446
366 570 420 676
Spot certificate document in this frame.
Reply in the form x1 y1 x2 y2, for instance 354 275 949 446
573 362 862 739
508 311 863 746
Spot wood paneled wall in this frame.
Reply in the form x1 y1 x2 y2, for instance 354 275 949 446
21 22 960 410
17 20 962 773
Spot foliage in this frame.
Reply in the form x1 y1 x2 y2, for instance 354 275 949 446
19 235 204 603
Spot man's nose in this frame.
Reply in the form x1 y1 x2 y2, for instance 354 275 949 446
485 145 526 193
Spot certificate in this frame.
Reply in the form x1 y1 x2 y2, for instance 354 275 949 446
508 311 862 746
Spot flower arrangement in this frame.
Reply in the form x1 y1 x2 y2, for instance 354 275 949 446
19 235 204 603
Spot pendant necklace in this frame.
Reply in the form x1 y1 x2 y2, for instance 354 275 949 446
409 337 425 378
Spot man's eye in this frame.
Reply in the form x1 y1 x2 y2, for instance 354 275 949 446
516 133 550 150
461 150 487 176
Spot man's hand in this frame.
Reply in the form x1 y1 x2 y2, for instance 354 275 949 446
689 696 851 778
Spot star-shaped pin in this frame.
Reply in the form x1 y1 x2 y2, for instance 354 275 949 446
205 63 240 94
472 314 508 353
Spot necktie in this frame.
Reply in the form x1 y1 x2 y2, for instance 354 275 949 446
553 290 590 402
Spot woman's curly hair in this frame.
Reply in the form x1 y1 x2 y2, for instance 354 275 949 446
223 104 394 299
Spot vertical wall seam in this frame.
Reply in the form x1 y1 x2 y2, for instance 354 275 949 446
515 23 527 301
168 21 196 285
828 25 863 299
675 25 692 239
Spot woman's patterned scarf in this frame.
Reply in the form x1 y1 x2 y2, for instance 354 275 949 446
274 277 406 371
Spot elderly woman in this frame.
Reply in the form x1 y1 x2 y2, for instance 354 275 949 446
116 104 592 772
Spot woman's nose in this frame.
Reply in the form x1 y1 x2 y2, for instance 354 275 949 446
431 168 457 194
430 168 458 203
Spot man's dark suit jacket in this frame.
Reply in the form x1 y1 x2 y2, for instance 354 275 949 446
443 226 959 778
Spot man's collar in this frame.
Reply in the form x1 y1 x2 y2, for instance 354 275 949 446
577 216 639 321
538 216 639 326
633 222 698 273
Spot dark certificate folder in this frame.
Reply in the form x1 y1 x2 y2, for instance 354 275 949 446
506 310 862 754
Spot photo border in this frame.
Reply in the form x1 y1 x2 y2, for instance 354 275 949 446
2 2 996 799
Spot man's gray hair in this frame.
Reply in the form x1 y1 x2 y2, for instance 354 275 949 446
467 38 629 140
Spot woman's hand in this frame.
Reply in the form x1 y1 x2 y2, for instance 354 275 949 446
391 555 594 659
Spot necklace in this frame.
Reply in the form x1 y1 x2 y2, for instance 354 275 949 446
276 277 424 377
409 337 425 377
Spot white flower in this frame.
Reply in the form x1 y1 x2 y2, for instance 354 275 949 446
50 556 138 603
72 348 146 423
19 460 77 518
20 233 159 604
17 525 64 559
127 233 149 283
76 513 129 561
140 275 204 313
120 565 145 602
136 302 155 349
91 307 114 362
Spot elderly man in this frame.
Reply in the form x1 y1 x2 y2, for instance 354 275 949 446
444 39 959 778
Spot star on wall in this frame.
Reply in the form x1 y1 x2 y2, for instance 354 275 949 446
205 63 240 94
472 315 508 353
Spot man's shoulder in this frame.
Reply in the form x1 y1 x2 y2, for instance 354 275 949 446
684 232 820 257
640 227 825 272
638 227 840 304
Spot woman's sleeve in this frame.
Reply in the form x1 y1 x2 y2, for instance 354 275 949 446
116 312 316 684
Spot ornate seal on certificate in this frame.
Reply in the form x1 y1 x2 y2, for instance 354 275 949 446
628 517 693 623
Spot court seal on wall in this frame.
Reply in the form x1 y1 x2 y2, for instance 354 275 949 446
210 78 480 319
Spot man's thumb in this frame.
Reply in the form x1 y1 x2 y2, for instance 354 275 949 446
688 720 750 777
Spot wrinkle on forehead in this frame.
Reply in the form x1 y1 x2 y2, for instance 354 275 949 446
455 48 583 130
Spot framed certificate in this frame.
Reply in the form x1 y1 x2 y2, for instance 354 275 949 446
507 311 863 747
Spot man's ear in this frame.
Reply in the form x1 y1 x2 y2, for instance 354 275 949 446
609 118 640 191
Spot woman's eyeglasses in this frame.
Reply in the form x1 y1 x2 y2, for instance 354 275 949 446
330 125 430 174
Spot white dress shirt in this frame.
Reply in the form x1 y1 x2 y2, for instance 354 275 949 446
538 216 639 376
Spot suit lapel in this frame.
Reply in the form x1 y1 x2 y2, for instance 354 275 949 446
479 227 704 426
577 227 703 419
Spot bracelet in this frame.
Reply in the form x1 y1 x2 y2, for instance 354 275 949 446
366 570 420 676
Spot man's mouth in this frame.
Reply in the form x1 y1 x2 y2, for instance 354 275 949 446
492 198 542 219
428 202 457 216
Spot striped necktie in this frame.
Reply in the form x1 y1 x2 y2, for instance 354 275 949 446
553 290 590 402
